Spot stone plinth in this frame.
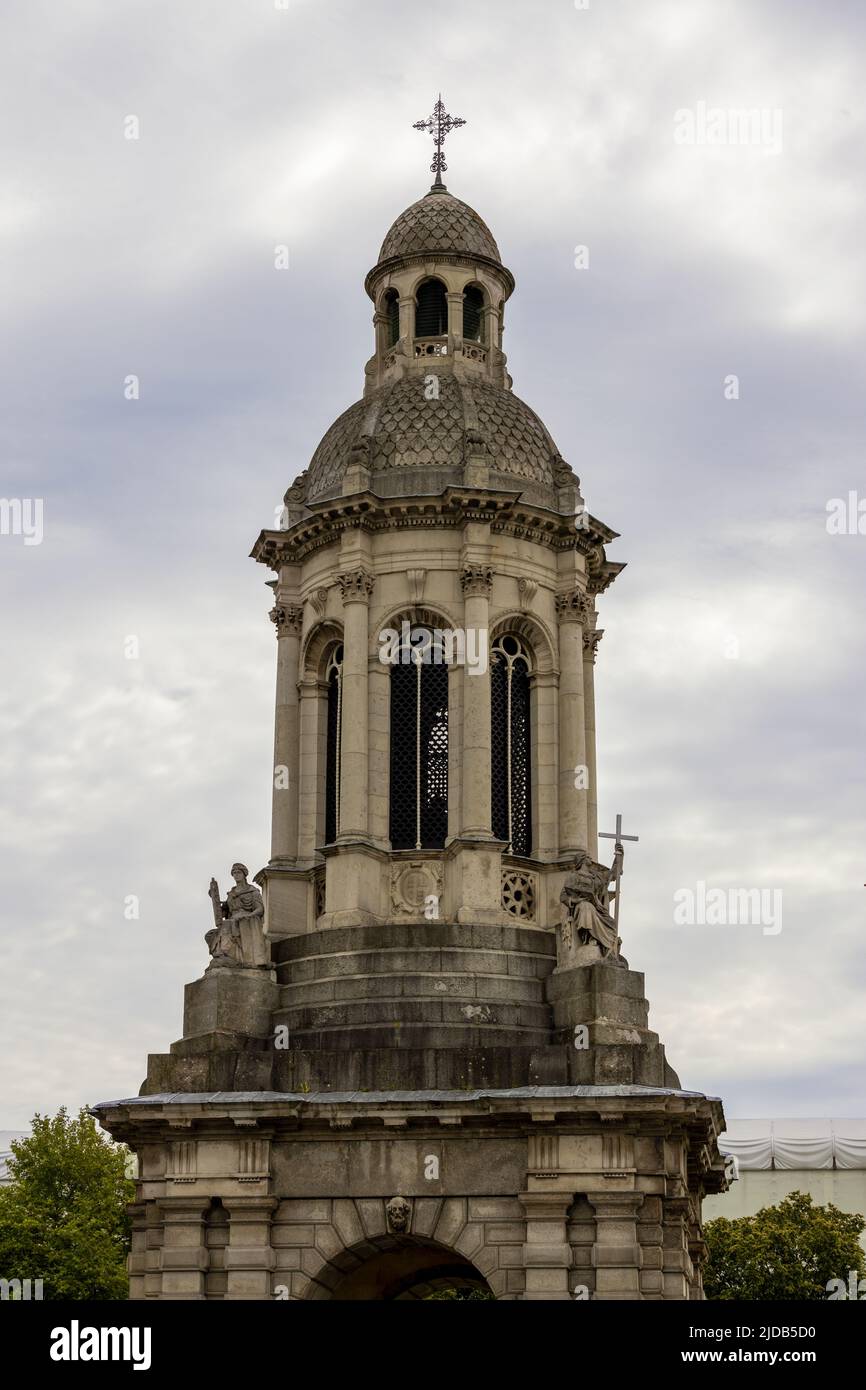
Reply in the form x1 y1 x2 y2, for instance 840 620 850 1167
177 969 280 1054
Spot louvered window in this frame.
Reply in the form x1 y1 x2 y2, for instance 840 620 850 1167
389 633 449 849
463 285 485 342
384 289 399 347
491 635 532 856
325 645 343 843
415 278 448 337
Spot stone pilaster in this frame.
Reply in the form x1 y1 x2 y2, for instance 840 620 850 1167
336 569 374 839
157 1196 209 1300
662 1196 692 1301
223 1195 278 1300
519 1192 573 1301
459 563 493 840
269 603 303 863
555 588 590 855
587 1192 644 1300
296 674 325 861
582 622 602 859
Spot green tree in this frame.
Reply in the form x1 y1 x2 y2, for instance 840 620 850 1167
704 1191 865 1301
0 1107 134 1300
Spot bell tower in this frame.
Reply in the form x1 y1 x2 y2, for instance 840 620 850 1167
95 110 727 1300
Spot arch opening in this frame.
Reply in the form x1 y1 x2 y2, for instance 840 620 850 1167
305 1235 494 1301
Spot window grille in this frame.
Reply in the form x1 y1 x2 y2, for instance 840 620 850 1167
325 645 343 843
491 635 532 856
463 285 485 342
415 278 448 337
389 633 449 850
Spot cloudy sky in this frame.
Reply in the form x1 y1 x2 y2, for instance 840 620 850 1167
1 0 864 1132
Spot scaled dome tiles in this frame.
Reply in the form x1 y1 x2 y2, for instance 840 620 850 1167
378 191 501 265
306 376 558 502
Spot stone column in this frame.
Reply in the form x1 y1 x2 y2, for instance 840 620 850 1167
519 1192 573 1300
296 675 325 860
269 603 303 862
532 670 559 859
223 1196 278 1300
336 570 374 839
583 622 602 860
157 1197 209 1300
662 1196 692 1300
447 290 465 349
556 589 590 855
587 1192 644 1300
398 294 414 344
459 563 493 840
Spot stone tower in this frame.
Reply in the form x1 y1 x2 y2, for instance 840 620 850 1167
95 170 727 1301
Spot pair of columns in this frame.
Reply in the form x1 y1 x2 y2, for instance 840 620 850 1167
154 1196 277 1300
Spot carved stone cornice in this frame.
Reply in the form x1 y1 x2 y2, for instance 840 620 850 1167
555 588 591 624
250 488 624 573
269 605 303 637
336 569 375 603
583 628 604 662
460 564 493 597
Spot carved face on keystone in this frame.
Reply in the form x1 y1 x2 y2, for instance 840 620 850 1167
386 1196 411 1233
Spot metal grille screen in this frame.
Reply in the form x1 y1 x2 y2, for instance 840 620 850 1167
415 279 448 337
325 666 340 843
389 654 449 849
491 646 532 856
463 286 484 342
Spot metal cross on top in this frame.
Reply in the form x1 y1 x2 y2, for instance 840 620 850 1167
413 94 466 186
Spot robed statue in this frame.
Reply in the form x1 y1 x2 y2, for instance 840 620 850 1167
206 863 270 971
558 847 626 969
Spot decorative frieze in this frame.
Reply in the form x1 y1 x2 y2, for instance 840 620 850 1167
391 860 443 919
501 869 536 921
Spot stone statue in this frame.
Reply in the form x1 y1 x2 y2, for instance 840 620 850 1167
206 864 269 971
558 848 625 969
386 1196 411 1233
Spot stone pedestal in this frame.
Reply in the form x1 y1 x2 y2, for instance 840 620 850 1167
176 969 280 1054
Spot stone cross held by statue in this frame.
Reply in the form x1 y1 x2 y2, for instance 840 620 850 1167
598 813 639 929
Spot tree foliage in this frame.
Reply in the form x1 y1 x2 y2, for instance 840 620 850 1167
0 1108 134 1300
704 1191 865 1301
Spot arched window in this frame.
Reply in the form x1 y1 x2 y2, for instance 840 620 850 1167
415 278 448 337
491 635 532 856
463 285 485 342
325 645 343 843
383 289 399 347
389 629 449 850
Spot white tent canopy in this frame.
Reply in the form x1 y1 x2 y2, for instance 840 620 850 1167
720 1119 866 1170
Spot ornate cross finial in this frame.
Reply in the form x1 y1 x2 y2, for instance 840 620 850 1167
413 94 466 188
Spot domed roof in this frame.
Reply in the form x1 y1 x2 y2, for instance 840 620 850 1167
378 187 501 265
306 375 560 506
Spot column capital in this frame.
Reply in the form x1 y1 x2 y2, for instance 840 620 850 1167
460 564 493 597
555 587 592 624
269 604 303 637
586 1192 645 1219
337 569 375 604
583 628 603 662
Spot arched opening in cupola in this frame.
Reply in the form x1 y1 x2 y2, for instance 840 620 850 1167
414 277 448 338
383 288 400 347
462 284 485 342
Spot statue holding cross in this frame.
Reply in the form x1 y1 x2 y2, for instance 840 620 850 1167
558 814 639 970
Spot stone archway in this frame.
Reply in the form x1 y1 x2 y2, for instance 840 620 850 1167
303 1234 494 1301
